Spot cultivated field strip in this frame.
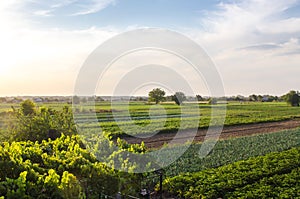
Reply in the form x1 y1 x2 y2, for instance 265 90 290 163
124 119 300 148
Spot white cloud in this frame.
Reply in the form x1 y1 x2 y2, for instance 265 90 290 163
33 9 54 17
187 0 300 95
193 0 300 51
259 17 300 34
71 0 116 16
22 0 116 17
50 0 78 8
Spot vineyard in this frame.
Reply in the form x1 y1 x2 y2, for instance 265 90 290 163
0 135 118 198
0 135 149 198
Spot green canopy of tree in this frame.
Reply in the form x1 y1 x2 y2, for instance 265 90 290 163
9 103 76 142
148 88 166 104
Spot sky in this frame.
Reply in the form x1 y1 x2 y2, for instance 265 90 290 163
1 0 300 96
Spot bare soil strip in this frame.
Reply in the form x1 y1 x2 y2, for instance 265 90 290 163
124 119 300 148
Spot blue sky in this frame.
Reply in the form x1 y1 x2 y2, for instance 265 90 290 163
22 0 300 30
26 0 220 29
1 0 300 96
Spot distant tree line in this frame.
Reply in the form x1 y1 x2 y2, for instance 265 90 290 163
146 88 300 107
1 90 299 107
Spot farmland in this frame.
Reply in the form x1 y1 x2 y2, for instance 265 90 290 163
125 119 300 148
161 128 300 176
2 101 300 137
163 146 300 198
0 100 299 198
73 101 300 138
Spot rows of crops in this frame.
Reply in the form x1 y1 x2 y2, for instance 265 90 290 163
163 146 300 198
160 128 300 176
1 102 300 136
76 102 300 136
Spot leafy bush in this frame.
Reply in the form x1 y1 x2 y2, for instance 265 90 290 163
0 135 118 198
9 105 76 142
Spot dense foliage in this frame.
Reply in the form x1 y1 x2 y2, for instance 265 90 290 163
163 147 300 198
20 99 36 116
0 135 119 198
162 128 300 176
0 134 151 198
148 88 166 104
9 104 76 142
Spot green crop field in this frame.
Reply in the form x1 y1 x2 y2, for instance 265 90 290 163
163 146 300 198
0 100 300 198
1 101 300 138
75 101 300 137
161 128 300 177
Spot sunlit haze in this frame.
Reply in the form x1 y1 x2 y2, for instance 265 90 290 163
1 0 300 96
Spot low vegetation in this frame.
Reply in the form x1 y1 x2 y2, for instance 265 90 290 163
163 147 300 198
163 128 300 176
0 99 299 198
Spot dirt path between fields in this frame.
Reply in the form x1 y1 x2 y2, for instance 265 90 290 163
123 119 300 148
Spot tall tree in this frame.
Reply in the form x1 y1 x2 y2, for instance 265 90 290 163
148 88 166 104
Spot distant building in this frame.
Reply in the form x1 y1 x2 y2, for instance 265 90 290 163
33 98 43 103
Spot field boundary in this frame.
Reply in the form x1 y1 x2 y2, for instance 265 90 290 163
123 119 300 148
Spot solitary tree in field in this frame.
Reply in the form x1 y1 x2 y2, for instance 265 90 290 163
148 88 166 104
284 90 299 107
172 92 186 105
